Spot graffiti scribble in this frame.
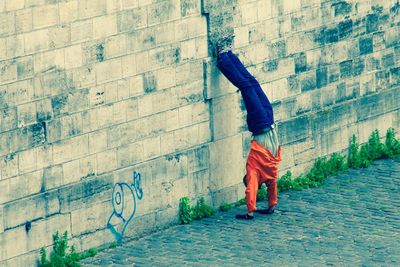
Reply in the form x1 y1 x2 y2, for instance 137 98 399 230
107 171 143 242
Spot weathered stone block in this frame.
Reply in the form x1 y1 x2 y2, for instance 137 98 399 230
373 31 385 52
148 0 180 26
359 36 373 55
53 134 88 165
173 123 201 151
181 0 199 17
241 2 258 25
4 0 24 12
352 58 365 76
96 58 122 84
16 56 34 80
356 93 382 122
0 59 18 84
43 165 63 191
332 1 352 17
279 116 310 145
105 35 127 59
366 13 379 34
8 79 33 106
0 226 28 262
270 40 286 59
34 49 65 73
63 159 83 185
203 58 234 100
143 136 161 160
23 29 49 53
360 73 374 96
0 12 16 36
3 190 59 229
9 123 46 153
16 9 33 33
210 134 243 190
59 0 78 24
143 72 157 93
211 184 241 208
1 106 18 132
382 53 395 69
339 60 353 78
48 25 71 49
93 14 118 39
294 52 307 74
384 26 399 47
188 145 209 173
65 44 82 69
212 93 244 141
0 153 18 180
390 67 400 86
96 149 117 174
71 20 93 43
71 201 112 236
58 174 113 213
9 171 43 202
32 4 59 29
300 71 317 92
78 0 107 19
17 102 37 127
18 148 37 174
338 18 353 39
118 8 148 32
324 27 339 43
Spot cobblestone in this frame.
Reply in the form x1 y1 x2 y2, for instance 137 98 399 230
83 159 400 266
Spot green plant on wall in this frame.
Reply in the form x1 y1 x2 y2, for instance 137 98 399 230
384 128 400 157
179 197 193 224
348 128 399 169
40 231 97 267
179 197 216 224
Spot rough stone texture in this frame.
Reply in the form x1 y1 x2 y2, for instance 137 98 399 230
1 0 400 264
82 159 400 266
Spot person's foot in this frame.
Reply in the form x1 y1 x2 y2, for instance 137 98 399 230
255 206 275 215
216 34 234 54
235 213 254 220
214 28 235 56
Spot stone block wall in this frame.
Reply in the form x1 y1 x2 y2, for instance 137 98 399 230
0 0 399 265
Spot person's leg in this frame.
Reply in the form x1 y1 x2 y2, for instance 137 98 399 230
226 51 274 115
217 52 269 131
217 52 250 89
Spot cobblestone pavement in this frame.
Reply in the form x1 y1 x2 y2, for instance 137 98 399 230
83 159 400 266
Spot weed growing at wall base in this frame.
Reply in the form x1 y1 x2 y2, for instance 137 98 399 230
278 128 399 193
179 197 216 224
39 231 97 267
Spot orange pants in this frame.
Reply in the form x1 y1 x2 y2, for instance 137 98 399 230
245 140 282 212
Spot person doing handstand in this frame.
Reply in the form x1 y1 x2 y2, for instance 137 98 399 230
217 49 282 220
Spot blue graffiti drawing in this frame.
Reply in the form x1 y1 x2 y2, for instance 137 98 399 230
107 171 143 242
